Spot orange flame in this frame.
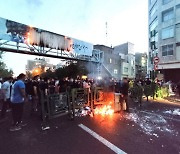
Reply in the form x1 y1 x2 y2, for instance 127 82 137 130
94 102 114 116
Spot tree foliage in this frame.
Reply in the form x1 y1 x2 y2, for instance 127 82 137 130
40 61 89 79
55 61 88 79
41 69 55 79
0 52 13 78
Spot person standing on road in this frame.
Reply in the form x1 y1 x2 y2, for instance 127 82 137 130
32 75 41 111
0 77 13 122
0 78 3 107
120 77 129 112
145 78 151 85
10 73 26 131
177 81 180 97
25 78 34 114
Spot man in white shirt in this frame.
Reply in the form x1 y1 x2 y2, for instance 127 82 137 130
83 79 90 89
0 77 13 121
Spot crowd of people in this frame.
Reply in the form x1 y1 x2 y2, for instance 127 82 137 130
1 73 180 132
0 74 26 131
0 73 111 131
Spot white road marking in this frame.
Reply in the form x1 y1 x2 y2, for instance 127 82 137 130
78 124 127 154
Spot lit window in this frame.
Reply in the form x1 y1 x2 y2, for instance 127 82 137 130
141 57 146 66
109 58 112 63
162 44 173 56
162 26 174 39
114 69 118 74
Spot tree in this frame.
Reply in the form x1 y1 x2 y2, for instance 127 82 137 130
55 67 67 79
36 60 89 79
41 69 55 79
55 61 89 79
26 71 32 79
0 52 14 78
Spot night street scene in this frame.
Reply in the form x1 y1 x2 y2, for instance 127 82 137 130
0 0 180 154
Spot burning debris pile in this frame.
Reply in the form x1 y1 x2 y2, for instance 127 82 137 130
124 112 178 137
74 103 115 117
74 91 116 117
94 103 114 116
75 107 91 117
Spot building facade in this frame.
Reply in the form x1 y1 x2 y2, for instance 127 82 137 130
114 42 135 79
94 42 136 80
148 0 180 82
94 45 122 79
114 42 135 55
135 53 148 80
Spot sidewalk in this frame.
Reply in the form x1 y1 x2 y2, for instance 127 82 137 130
144 95 180 106
164 95 180 103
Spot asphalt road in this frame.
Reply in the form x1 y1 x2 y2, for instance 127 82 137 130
0 99 180 154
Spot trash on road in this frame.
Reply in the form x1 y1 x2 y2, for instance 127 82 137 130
124 112 177 137
75 107 91 117
163 109 180 116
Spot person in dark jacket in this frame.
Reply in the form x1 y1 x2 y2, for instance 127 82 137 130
120 77 129 112
177 81 180 97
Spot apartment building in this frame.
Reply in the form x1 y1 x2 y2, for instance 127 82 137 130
148 0 180 82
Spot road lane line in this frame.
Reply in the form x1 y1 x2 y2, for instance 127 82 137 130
78 124 127 154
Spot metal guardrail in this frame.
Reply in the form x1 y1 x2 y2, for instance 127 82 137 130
40 87 105 122
93 87 104 105
40 91 74 125
71 88 90 118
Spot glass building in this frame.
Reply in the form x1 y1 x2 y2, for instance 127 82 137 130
148 0 180 82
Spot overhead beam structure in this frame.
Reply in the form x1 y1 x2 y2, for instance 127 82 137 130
0 17 103 63
0 40 103 63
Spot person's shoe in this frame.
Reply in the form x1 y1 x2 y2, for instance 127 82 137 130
33 108 38 112
41 124 50 131
6 109 12 112
9 125 21 132
18 121 27 127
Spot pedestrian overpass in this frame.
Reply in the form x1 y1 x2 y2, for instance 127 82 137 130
0 17 103 63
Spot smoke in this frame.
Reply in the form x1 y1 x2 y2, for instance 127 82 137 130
85 61 111 81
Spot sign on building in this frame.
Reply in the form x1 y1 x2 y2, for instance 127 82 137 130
153 56 160 64
71 38 93 56
154 64 158 70
153 56 159 70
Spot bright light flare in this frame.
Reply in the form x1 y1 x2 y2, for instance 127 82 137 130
35 69 39 73
82 75 87 79
97 76 102 80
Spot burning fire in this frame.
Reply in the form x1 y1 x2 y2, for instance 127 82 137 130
94 102 114 115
